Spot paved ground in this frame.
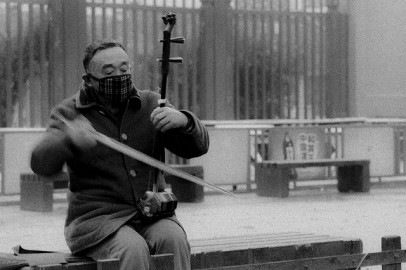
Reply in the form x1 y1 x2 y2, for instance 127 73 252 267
0 184 405 268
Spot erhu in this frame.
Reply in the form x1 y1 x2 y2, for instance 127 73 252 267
136 12 185 219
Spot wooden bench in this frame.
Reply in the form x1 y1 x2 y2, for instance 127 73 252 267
0 232 362 270
20 172 69 212
205 235 405 270
0 252 173 270
255 158 370 198
189 232 362 269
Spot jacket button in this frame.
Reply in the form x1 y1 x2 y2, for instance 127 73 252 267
130 170 137 177
121 133 128 141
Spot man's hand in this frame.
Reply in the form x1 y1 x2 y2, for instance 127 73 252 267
151 107 188 132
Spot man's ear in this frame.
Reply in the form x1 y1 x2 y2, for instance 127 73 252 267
82 74 93 87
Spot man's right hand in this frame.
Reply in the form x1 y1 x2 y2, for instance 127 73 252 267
66 115 97 151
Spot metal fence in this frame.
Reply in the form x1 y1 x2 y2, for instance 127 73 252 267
0 0 51 127
232 0 348 120
0 0 349 128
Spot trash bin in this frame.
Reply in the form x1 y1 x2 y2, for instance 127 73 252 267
165 165 204 203
20 174 53 212
20 173 69 212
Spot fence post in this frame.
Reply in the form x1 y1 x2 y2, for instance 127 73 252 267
199 0 235 120
382 235 401 270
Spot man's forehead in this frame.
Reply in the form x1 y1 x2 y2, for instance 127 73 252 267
89 47 129 68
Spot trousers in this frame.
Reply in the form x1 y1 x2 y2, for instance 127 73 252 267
82 218 191 270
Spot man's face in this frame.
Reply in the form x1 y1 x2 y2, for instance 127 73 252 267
87 46 131 91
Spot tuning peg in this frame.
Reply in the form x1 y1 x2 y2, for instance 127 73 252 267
157 57 183 63
170 37 185 43
169 57 183 63
159 37 185 44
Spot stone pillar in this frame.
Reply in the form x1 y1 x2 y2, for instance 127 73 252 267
325 0 346 118
62 0 88 98
48 0 87 109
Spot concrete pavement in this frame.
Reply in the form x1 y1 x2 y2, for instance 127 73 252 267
0 185 406 257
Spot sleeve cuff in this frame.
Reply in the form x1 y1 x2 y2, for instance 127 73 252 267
181 112 195 133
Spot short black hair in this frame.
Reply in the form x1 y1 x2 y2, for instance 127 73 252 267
83 39 127 72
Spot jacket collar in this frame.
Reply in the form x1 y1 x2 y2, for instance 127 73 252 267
75 81 141 110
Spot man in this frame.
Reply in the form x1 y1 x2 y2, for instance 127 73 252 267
30 39 209 270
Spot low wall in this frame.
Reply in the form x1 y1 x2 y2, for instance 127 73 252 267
0 128 45 194
1 118 405 194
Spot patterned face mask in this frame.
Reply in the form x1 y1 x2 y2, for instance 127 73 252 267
89 74 133 105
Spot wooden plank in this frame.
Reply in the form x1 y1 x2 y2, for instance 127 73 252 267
206 250 406 270
150 254 174 270
192 237 359 253
190 233 362 269
190 232 339 247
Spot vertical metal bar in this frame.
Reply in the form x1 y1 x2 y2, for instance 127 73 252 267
277 0 283 118
261 0 266 119
320 6 325 118
142 3 148 89
102 0 107 37
269 1 275 118
343 14 349 117
338 127 343 158
400 128 406 174
0 0 4 127
400 129 404 174
112 0 117 39
325 127 331 176
28 2 35 126
234 8 240 119
286 0 291 119
294 0 300 119
151 0 158 97
394 129 399 174
0 133 4 194
132 2 139 86
91 0 96 41
40 3 48 126
182 6 189 110
191 3 198 115
252 1 258 119
267 128 272 160
260 129 266 161
17 2 23 126
303 0 308 119
122 1 128 47
311 0 316 118
5 0 12 126
243 0 249 119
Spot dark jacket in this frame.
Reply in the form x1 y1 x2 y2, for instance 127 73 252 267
30 84 209 254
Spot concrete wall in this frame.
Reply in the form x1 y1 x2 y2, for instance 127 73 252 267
347 0 406 117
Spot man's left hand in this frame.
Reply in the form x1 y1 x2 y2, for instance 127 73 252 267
151 107 188 132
